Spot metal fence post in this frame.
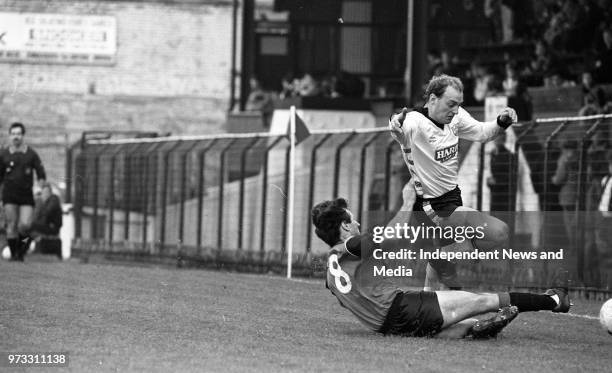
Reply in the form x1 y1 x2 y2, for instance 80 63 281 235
73 151 86 240
358 133 383 223
384 140 396 211
159 141 183 252
333 132 357 198
542 121 568 211
576 119 602 283
107 146 125 246
122 144 147 243
217 139 238 251
91 144 111 241
306 134 332 252
238 137 262 249
541 120 568 282
259 137 285 256
511 121 538 249
178 141 200 246
477 143 485 211
142 142 166 251
196 139 219 249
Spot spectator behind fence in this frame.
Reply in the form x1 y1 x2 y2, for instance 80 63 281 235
31 182 62 238
331 71 365 99
487 132 515 213
245 77 275 127
439 51 463 78
595 28 612 84
584 130 610 285
596 150 612 288
581 71 606 108
504 61 533 121
245 77 274 112
471 62 493 104
484 0 502 42
522 39 558 86
426 49 443 78
297 73 322 97
279 72 298 100
544 69 575 88
579 93 602 118
551 137 579 254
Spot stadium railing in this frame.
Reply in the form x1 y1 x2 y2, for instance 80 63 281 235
67 113 612 295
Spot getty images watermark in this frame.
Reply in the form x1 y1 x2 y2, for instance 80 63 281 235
368 222 565 278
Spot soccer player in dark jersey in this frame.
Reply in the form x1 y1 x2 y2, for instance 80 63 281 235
0 122 46 261
312 181 570 338
388 75 517 290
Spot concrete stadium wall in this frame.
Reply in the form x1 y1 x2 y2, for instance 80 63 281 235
0 0 238 186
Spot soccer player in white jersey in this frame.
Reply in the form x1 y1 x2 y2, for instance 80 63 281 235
311 181 570 338
389 74 518 290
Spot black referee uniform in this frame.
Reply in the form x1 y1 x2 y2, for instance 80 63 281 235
0 146 46 206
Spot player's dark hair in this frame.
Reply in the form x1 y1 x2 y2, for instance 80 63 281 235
311 198 351 247
423 74 463 99
9 122 25 135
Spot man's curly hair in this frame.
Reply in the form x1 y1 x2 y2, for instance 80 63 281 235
311 198 351 247
423 74 463 100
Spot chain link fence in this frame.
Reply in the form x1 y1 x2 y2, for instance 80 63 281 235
66 114 612 293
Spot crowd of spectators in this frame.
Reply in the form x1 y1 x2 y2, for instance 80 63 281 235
247 70 366 109
245 71 367 126
427 0 612 119
461 1 612 288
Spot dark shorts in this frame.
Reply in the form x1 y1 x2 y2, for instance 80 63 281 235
2 189 35 206
413 185 463 220
413 186 463 247
378 291 444 337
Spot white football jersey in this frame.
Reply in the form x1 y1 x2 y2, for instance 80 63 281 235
400 107 500 198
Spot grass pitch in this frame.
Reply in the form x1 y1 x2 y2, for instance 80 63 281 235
1 256 611 372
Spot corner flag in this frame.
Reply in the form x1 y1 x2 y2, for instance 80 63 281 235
287 110 311 145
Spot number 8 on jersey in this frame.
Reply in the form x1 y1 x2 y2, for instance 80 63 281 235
328 254 352 294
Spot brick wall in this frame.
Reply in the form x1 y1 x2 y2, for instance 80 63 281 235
0 0 239 187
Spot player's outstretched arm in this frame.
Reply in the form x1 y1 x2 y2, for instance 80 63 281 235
457 107 517 143
389 107 415 172
388 107 409 147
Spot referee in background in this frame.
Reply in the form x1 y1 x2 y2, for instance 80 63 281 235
0 122 46 261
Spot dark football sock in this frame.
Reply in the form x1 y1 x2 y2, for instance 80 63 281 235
8 238 18 259
17 234 31 258
508 292 557 312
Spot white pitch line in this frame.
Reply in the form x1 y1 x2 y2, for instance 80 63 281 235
562 312 600 321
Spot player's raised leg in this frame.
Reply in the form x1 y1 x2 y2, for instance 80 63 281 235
436 270 571 329
440 206 509 250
